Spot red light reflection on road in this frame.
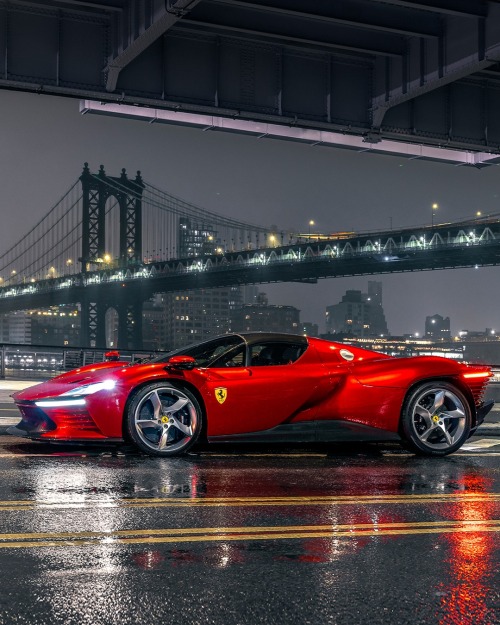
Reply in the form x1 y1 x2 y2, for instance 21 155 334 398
437 474 498 625
132 550 165 569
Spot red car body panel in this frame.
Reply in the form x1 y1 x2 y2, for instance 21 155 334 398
200 362 326 436
11 333 492 447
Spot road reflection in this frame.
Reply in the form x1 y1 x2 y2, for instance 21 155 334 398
438 472 498 625
0 451 498 625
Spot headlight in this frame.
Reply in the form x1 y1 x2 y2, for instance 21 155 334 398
34 379 116 408
60 379 116 396
35 398 87 407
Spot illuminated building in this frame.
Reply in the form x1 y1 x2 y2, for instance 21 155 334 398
158 286 243 350
149 217 244 350
178 217 217 258
425 314 451 340
30 306 80 346
232 292 300 334
0 311 32 344
302 322 319 337
325 281 389 338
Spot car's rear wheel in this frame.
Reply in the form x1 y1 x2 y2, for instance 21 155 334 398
126 382 203 456
400 381 471 456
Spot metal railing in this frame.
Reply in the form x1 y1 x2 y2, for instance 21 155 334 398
2 342 500 384
0 343 158 380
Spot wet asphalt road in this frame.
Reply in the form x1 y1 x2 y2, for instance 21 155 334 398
0 386 499 625
0 429 498 624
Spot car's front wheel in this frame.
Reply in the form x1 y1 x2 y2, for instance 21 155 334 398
125 382 203 456
400 382 472 456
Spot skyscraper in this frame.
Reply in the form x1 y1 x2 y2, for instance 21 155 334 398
158 217 242 350
159 286 243 350
425 314 451 340
232 292 301 334
325 281 389 337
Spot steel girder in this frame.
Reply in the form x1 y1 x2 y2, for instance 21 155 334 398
2 238 500 318
4 219 500 311
1 1 500 157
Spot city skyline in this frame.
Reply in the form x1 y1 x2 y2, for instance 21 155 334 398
1 283 498 349
2 90 500 336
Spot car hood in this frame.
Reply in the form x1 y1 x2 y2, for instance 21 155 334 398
12 361 132 401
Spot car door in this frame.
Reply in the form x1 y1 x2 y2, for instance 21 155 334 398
202 341 324 436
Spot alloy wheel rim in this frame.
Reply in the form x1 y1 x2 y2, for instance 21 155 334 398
134 387 197 452
411 387 467 450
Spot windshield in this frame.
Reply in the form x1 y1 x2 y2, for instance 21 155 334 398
152 335 246 368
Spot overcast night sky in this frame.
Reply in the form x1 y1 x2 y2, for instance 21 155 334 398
1 89 500 336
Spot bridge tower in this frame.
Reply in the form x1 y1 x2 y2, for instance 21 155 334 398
79 163 145 349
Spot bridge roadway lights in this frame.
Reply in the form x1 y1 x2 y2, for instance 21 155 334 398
2 228 500 346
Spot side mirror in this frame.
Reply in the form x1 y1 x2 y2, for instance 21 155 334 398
165 355 196 371
105 350 120 361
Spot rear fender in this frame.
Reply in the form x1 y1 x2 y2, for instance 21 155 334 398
400 376 477 430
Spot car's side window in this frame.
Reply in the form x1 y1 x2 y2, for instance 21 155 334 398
250 343 305 366
210 345 246 368
175 336 244 367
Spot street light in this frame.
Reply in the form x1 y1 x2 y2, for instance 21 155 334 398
431 203 439 227
308 220 315 238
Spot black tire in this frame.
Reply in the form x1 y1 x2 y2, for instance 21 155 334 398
125 382 203 457
400 381 472 457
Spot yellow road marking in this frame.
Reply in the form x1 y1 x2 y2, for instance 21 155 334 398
3 518 500 539
0 519 499 549
0 492 499 511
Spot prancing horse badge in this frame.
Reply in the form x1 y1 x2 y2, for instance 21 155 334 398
215 388 228 404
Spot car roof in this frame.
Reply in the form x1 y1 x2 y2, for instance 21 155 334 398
236 332 308 346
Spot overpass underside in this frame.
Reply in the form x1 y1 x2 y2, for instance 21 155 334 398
2 0 500 164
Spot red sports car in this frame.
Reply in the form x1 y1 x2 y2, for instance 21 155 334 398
10 333 494 457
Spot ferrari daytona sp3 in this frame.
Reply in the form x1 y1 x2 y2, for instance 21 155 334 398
10 333 494 457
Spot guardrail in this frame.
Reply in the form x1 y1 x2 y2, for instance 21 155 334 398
0 343 158 380
1 343 500 382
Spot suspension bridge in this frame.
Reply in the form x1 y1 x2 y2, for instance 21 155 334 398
0 163 280 348
1 164 500 349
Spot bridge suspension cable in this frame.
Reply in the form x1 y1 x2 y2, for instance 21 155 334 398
0 181 82 285
0 168 286 285
89 173 284 261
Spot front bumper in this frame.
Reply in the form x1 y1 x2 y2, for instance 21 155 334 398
12 399 106 440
